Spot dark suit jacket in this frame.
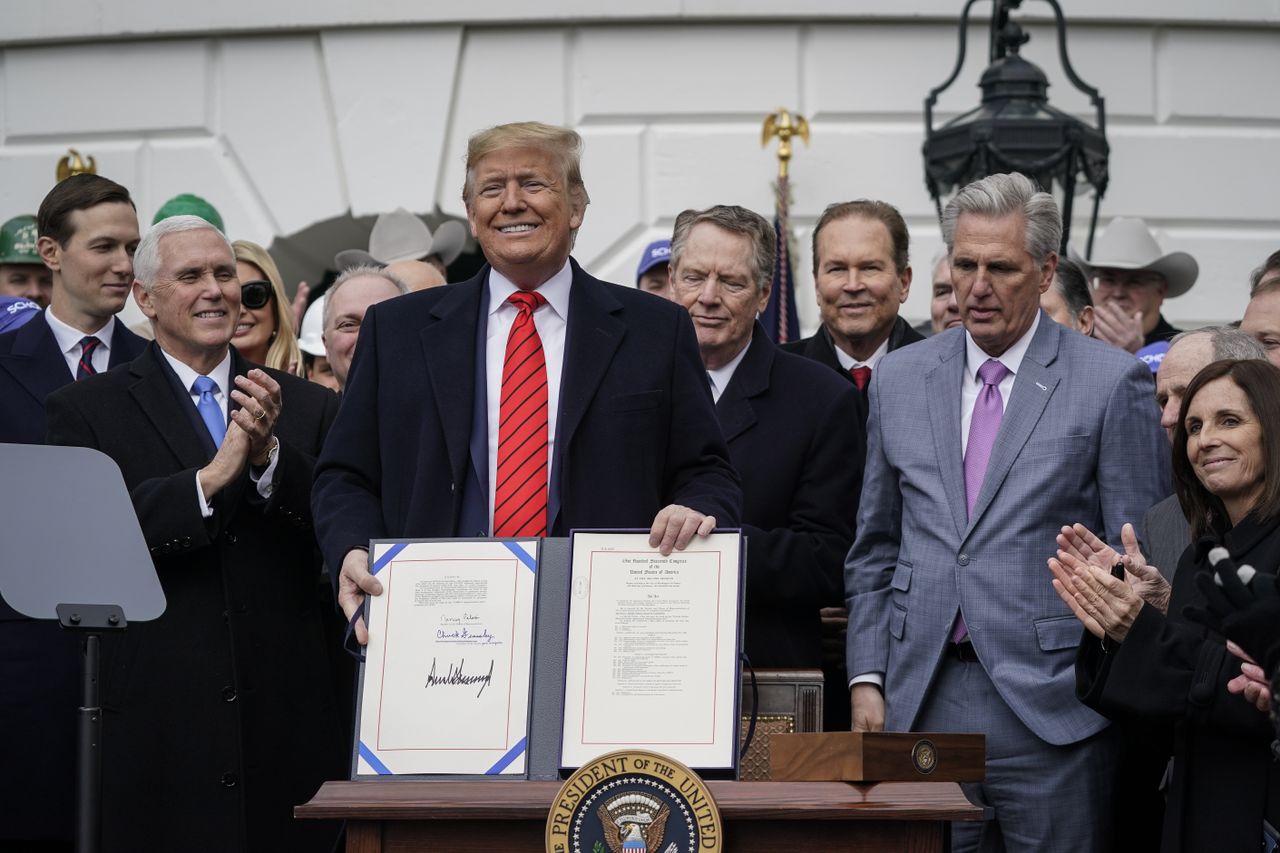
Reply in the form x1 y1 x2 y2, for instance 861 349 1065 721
45 343 344 853
312 260 741 572
0 311 147 842
1078 513 1280 852
781 315 925 396
718 325 864 668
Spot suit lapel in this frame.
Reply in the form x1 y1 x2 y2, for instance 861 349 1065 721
107 322 148 367
926 332 969 540
420 273 483 486
0 313 74 405
552 262 625 527
556 262 625 454
127 344 219 470
715 326 770 443
964 316 1061 535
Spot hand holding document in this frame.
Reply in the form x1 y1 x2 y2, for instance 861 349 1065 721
560 531 743 770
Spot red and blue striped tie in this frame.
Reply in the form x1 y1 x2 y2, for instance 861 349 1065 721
76 336 100 380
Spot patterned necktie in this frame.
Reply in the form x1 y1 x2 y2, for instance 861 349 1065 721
851 365 871 392
953 358 1011 643
493 290 549 537
192 376 226 448
76 336 101 380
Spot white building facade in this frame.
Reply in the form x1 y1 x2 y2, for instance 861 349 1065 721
2 1 1277 331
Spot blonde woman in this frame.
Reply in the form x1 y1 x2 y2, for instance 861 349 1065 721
232 239 303 375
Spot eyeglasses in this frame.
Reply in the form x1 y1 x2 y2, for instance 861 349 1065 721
241 280 273 310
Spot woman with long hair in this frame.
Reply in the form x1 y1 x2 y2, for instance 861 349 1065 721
231 240 303 375
1050 358 1280 851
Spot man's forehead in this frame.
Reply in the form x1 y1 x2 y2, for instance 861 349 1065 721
67 202 138 235
158 230 233 267
474 146 560 175
952 212 1026 251
333 275 400 310
1095 267 1165 285
1160 336 1212 380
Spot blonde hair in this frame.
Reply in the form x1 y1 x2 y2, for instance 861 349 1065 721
462 121 591 212
232 239 303 376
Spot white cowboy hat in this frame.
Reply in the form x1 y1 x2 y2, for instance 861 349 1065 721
334 208 466 270
1073 217 1198 298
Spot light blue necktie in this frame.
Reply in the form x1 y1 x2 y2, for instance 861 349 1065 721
192 376 226 448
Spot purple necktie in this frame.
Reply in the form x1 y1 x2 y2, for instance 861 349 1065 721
952 358 1011 643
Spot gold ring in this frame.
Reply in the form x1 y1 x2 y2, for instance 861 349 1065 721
255 409 267 421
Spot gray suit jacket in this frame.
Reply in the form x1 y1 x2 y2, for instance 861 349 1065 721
846 314 1171 746
1141 493 1190 581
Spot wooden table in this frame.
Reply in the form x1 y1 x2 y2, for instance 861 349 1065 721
297 779 986 852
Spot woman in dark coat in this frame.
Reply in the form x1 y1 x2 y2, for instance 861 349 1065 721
1049 358 1280 852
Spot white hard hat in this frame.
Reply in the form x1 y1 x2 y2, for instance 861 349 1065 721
298 294 326 356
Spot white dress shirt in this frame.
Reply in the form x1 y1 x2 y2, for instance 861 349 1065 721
161 349 277 514
44 307 116 377
705 338 752 403
485 261 571 531
833 335 889 374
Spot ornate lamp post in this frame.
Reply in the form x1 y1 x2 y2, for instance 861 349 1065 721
923 0 1109 254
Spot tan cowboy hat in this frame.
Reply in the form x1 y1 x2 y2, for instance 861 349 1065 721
1073 217 1199 298
334 208 466 270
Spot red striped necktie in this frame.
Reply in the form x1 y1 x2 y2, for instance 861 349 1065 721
76 336 101 380
493 290 549 538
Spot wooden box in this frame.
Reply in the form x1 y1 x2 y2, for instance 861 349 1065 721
769 731 985 783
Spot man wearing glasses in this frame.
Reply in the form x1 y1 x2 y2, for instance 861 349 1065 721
1077 216 1199 353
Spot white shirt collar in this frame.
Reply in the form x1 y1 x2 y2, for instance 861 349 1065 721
964 311 1041 383
706 337 752 403
487 260 572 321
161 347 233 399
45 307 116 356
833 334 890 372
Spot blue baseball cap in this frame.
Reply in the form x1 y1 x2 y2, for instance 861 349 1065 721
0 297 40 334
635 239 672 283
1136 340 1169 374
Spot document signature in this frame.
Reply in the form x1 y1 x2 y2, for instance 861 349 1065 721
436 626 501 645
425 657 495 698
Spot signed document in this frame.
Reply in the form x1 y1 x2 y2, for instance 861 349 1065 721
354 539 538 777
560 531 743 770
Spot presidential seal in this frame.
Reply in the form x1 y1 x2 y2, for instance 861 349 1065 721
911 738 938 775
546 750 722 853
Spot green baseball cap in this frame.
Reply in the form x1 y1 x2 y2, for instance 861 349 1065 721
152 193 225 232
0 215 41 265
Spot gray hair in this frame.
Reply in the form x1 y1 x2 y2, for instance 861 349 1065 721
1054 257 1094 321
1248 249 1280 296
670 205 776 291
941 172 1061 264
1170 325 1268 362
323 264 408 330
133 215 234 292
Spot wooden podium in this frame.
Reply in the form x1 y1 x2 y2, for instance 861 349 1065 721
297 778 986 852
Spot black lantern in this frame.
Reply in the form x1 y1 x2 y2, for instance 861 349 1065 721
923 0 1109 255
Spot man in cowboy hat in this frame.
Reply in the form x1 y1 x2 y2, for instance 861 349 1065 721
1079 216 1198 353
334 207 465 282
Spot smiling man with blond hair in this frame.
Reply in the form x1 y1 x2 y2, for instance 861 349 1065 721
314 121 741 644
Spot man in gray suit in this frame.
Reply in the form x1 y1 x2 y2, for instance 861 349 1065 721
846 172 1170 851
